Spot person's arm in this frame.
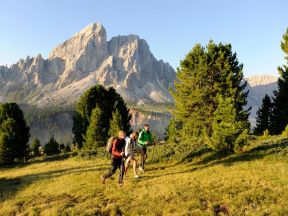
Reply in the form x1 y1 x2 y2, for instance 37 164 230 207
125 138 130 156
112 139 122 157
138 131 145 145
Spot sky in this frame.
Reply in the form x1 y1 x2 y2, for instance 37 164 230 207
0 0 287 77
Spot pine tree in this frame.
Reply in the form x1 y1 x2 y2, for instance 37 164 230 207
31 138 41 156
0 118 17 165
0 103 30 163
254 94 273 135
208 96 247 152
44 136 59 156
84 107 105 149
271 28 288 134
108 109 123 137
72 85 131 148
165 118 181 143
171 41 250 144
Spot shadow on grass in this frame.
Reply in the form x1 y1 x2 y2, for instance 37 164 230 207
179 148 214 163
249 141 288 152
0 152 78 171
0 163 109 202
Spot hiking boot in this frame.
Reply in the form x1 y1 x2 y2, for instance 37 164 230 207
134 175 140 179
100 175 106 184
118 182 123 187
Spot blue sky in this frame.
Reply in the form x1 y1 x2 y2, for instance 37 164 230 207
0 0 287 77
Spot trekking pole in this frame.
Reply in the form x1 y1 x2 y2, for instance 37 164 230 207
152 141 156 159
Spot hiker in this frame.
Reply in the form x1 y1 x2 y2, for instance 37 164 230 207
101 131 126 187
124 131 140 178
137 124 154 172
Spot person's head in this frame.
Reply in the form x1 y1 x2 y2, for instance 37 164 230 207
144 124 150 132
130 131 139 140
118 131 126 139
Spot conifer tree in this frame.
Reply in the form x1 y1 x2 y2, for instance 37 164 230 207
31 138 41 156
85 107 105 149
108 109 123 137
72 85 131 148
254 94 272 135
171 41 249 145
44 136 59 156
0 118 17 165
271 28 288 134
165 119 181 143
208 96 247 152
0 103 30 164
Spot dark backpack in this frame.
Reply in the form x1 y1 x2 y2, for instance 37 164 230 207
106 137 117 153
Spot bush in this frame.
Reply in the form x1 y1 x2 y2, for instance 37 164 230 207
44 136 59 156
64 145 71 152
282 125 288 137
59 143 65 151
259 129 271 140
234 129 251 153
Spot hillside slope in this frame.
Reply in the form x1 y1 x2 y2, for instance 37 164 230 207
1 137 287 215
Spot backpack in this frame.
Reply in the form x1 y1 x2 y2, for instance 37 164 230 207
106 137 117 153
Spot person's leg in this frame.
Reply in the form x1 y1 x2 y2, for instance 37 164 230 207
141 147 147 170
125 157 131 174
103 157 118 179
140 151 145 169
118 158 125 184
132 158 139 177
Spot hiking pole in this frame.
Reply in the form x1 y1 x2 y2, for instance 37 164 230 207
152 141 156 159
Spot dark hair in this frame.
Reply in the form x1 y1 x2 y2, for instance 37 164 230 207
144 124 149 127
132 131 139 136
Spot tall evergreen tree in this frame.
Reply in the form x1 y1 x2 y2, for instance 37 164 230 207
208 96 247 152
72 85 131 148
44 136 59 156
271 28 288 134
85 107 105 149
165 118 181 143
171 41 250 144
108 109 123 137
0 118 17 165
254 94 272 135
0 103 30 164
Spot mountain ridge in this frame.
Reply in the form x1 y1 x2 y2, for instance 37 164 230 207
0 23 176 107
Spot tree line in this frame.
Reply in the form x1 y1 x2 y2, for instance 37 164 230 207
1 28 288 165
254 29 288 136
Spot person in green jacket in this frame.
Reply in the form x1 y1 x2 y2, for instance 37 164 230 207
137 124 154 172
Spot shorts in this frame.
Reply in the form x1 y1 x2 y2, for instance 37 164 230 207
137 144 147 154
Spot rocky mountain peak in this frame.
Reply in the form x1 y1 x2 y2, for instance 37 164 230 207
0 23 176 106
246 75 278 87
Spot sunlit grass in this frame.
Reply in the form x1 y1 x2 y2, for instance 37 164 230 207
0 137 288 215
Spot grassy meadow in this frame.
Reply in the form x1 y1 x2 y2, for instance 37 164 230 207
1 136 288 215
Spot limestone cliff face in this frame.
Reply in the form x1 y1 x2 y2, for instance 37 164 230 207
0 23 176 106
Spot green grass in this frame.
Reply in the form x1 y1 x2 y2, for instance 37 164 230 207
1 136 288 215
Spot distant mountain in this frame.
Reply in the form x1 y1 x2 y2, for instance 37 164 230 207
0 23 280 141
0 23 176 107
245 75 278 126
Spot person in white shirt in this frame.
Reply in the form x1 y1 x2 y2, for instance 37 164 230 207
125 131 140 178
